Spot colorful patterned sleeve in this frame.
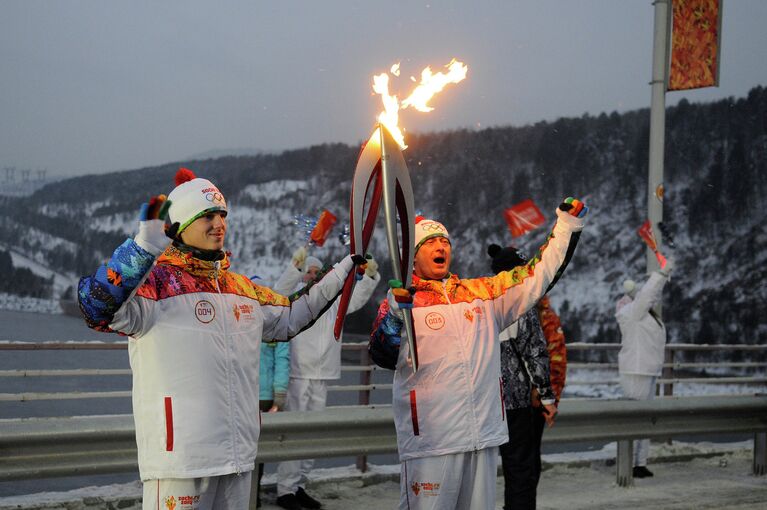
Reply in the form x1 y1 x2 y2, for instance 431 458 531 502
538 296 567 402
77 238 156 333
369 299 402 370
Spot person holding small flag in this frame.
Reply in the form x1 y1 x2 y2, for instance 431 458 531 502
616 255 674 478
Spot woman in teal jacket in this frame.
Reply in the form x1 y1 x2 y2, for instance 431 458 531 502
255 273 291 508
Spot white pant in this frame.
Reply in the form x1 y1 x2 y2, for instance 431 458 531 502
620 373 657 467
142 472 252 510
277 377 329 496
399 448 498 510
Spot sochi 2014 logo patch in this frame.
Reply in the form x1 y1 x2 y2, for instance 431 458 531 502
163 495 176 510
411 481 441 497
194 300 216 323
424 312 445 330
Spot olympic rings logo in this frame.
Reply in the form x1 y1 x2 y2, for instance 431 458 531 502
205 192 225 204
420 221 445 233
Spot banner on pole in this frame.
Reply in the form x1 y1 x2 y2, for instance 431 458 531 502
668 0 722 91
504 199 545 238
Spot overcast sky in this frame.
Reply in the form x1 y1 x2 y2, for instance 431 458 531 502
2 1 766 178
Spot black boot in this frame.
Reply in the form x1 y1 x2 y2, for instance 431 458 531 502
276 493 302 510
633 465 654 478
296 487 323 509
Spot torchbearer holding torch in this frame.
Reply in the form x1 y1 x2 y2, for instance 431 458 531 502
369 199 588 510
77 168 369 510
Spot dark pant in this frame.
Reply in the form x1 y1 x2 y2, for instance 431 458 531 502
499 407 540 510
531 406 546 491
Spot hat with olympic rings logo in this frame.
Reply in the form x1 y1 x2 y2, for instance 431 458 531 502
414 215 450 254
168 168 228 234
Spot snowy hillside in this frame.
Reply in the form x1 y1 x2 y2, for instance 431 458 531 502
0 87 765 354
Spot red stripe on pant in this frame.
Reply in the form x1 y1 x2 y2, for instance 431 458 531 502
499 378 506 421
410 389 420 436
164 397 174 451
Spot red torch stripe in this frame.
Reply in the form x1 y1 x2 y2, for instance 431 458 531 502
409 389 420 436
499 378 506 421
164 397 174 451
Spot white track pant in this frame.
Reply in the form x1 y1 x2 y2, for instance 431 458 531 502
142 471 252 510
399 448 498 510
620 373 657 467
277 377 328 496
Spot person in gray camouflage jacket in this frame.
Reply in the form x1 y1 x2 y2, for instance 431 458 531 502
489 244 556 510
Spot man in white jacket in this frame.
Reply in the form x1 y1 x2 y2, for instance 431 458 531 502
370 199 587 510
78 169 367 510
274 247 380 510
615 258 674 478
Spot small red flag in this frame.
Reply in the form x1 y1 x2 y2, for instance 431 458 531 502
310 209 337 247
637 220 658 251
504 200 546 238
637 220 667 268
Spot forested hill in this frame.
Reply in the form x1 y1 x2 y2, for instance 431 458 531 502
1 85 765 350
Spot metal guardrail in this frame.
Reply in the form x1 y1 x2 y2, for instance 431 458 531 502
1 395 766 483
2 340 766 403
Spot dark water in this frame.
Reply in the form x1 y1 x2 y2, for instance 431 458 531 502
0 310 398 497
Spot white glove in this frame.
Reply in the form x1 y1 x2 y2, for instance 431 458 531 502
291 246 308 269
364 256 379 278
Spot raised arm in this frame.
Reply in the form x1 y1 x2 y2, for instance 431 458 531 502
487 200 587 331
260 255 363 341
78 196 173 336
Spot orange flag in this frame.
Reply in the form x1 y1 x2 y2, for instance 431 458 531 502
310 209 338 247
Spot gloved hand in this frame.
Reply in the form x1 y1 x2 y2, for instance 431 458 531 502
659 257 674 276
134 195 173 256
291 246 308 270
364 255 379 278
558 197 589 218
387 279 414 319
270 391 286 412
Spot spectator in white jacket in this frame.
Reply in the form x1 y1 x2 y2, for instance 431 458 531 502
274 246 380 510
615 258 674 478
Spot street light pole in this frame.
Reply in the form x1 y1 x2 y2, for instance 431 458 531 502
647 0 671 274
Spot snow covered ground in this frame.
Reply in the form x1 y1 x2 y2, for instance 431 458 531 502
0 441 763 510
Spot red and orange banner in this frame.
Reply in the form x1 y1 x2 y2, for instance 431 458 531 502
504 199 545 238
668 0 721 91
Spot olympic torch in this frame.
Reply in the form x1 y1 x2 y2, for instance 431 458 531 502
333 58 468 373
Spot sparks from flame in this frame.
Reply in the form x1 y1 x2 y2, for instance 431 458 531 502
372 58 468 149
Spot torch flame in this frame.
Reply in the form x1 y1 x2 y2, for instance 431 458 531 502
372 58 468 149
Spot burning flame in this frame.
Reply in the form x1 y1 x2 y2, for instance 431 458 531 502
373 58 468 149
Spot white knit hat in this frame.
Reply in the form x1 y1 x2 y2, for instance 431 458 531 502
167 168 227 233
414 216 450 254
304 256 324 271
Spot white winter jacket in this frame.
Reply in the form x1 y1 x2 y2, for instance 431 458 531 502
107 246 354 480
274 263 380 379
616 271 669 376
379 209 585 461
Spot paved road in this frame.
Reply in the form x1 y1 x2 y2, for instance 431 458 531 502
256 449 766 510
